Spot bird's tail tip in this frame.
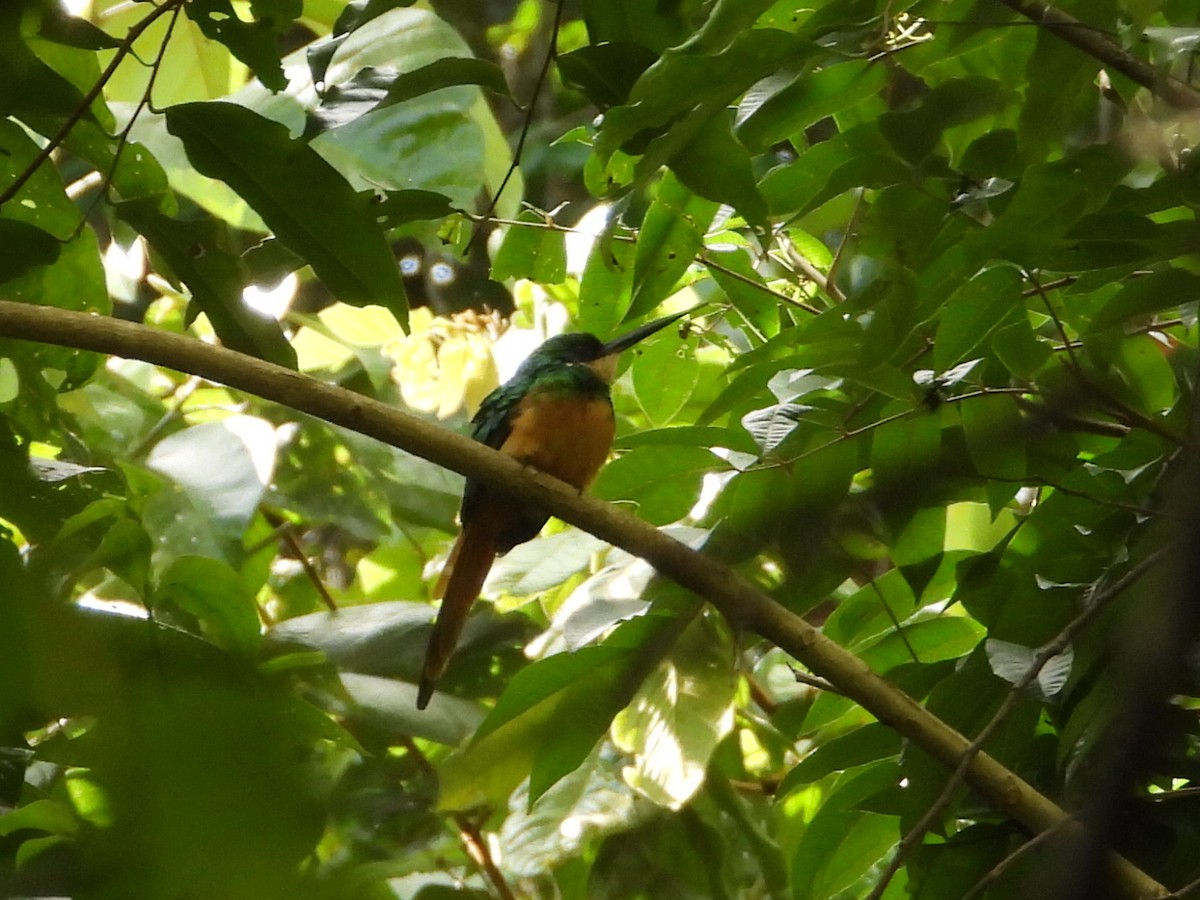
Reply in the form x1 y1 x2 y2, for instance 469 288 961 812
416 678 435 710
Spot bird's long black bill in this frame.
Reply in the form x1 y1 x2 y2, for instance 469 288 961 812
598 309 690 356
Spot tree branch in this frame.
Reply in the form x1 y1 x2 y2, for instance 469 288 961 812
992 0 1200 110
0 300 1169 900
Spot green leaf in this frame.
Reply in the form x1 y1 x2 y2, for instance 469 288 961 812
165 101 408 324
788 762 900 899
595 28 802 168
0 219 61 283
780 723 903 793
558 42 658 109
630 327 701 425
615 425 759 455
155 555 262 654
738 59 887 152
628 173 718 321
338 671 485 745
0 799 78 837
185 0 290 92
491 210 567 283
961 394 1026 481
592 446 722 525
670 112 768 227
0 118 84 240
439 614 684 809
578 228 636 336
265 600 438 680
377 56 512 107
855 616 986 674
870 405 940 494
933 265 1023 371
1088 267 1200 332
145 416 278 530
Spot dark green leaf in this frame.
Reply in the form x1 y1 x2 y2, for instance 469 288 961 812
558 43 658 109
1088 267 1200 332
117 199 297 367
185 0 290 92
738 60 887 152
670 112 769 228
932 265 1023 371
0 219 61 283
166 102 407 324
378 56 512 107
155 556 262 655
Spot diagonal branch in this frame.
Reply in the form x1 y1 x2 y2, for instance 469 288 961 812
0 299 1170 900
993 0 1200 110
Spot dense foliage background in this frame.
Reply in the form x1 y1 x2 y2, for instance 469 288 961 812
3 0 1200 897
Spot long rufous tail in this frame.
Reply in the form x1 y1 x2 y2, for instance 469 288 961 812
417 508 502 709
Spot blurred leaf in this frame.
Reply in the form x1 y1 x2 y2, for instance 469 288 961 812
339 671 485 744
156 555 262 654
440 613 687 809
145 416 277 530
670 113 768 227
933 266 1023 371
738 60 887 151
611 616 736 809
788 762 900 899
0 220 61 283
558 42 658 109
1088 267 1200 332
377 56 512 107
780 723 903 793
578 227 636 336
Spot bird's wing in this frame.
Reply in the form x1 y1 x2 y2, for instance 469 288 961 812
459 385 515 523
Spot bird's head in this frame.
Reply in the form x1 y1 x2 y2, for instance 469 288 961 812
524 310 690 384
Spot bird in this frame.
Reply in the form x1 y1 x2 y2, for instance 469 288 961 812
417 310 688 709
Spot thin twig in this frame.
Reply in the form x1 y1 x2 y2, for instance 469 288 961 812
789 666 845 696
466 0 566 253
992 0 1200 110
700 252 823 315
0 0 186 210
864 546 1172 900
778 235 845 305
260 508 339 612
1026 271 1193 449
824 189 865 297
960 819 1072 900
399 737 517 900
463 209 823 316
76 0 183 231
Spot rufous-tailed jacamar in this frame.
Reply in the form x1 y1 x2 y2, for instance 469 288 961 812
417 311 688 709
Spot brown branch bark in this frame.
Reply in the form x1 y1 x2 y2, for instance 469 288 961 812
0 300 1170 899
993 0 1200 110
